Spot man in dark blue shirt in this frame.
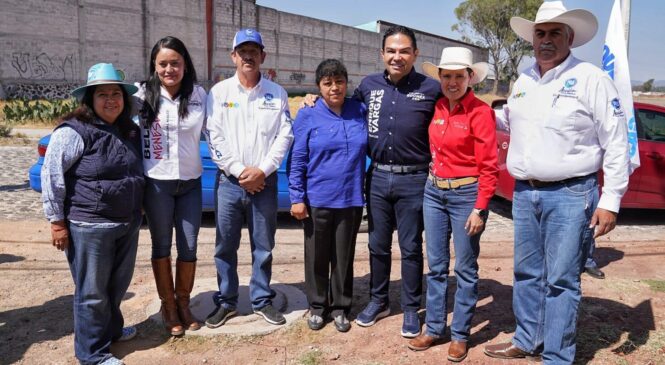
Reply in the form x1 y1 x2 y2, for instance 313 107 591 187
353 26 441 338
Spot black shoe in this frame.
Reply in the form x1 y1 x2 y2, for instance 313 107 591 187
333 314 351 332
585 267 605 279
205 306 237 328
254 304 286 325
307 314 325 330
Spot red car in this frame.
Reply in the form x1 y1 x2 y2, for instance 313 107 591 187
492 100 665 209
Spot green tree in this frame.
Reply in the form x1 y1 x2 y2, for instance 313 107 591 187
452 0 541 94
642 78 655 92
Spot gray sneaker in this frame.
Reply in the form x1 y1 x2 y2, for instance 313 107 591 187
254 304 286 325
333 314 351 332
99 356 124 365
307 314 324 330
205 306 237 328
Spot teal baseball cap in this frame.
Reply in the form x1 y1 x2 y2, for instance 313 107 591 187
71 63 138 100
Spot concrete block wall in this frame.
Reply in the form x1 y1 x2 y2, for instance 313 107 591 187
0 0 486 98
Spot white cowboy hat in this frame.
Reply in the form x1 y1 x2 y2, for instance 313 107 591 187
510 1 598 48
422 47 489 85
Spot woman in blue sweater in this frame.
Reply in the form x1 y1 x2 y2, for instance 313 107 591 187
288 59 367 332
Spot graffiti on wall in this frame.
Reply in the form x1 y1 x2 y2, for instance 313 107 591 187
289 72 305 84
11 52 77 81
263 69 277 81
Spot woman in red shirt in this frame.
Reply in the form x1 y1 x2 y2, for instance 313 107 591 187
407 47 498 362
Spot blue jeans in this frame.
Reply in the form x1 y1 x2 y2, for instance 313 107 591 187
366 168 427 311
423 180 481 341
583 188 600 270
144 177 202 261
213 171 277 310
511 175 597 364
66 214 141 365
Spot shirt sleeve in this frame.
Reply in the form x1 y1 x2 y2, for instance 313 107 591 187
258 88 294 176
287 110 311 204
41 126 85 222
205 87 246 177
471 106 499 209
590 75 630 212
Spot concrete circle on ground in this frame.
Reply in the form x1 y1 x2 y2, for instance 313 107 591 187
146 277 307 336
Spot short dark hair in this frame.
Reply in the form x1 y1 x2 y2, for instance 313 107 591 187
382 25 418 50
142 36 198 127
315 59 348 85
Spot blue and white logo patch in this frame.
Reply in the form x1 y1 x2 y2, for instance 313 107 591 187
611 97 625 117
264 93 273 101
564 78 577 89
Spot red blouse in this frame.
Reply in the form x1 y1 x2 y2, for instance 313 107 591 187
428 89 498 209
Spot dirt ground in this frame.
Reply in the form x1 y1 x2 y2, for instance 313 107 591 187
1 209 664 365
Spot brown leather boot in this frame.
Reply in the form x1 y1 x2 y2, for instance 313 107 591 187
152 257 184 336
175 260 201 331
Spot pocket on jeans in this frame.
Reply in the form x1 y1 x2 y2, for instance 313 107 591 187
563 178 596 195
452 182 478 197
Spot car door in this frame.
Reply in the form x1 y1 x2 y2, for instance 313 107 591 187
634 103 665 208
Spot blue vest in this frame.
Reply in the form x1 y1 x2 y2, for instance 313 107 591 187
60 119 145 223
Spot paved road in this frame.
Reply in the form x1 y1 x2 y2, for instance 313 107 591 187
1 145 662 242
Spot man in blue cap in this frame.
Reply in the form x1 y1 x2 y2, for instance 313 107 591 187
205 28 294 327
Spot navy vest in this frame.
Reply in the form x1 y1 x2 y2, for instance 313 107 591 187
59 119 145 223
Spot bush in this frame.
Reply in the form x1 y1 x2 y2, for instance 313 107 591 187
2 98 77 125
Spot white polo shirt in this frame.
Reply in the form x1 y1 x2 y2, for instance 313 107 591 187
136 84 207 180
206 74 293 178
502 54 630 212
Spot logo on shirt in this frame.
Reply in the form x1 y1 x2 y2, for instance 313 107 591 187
143 118 164 160
367 89 384 135
611 97 625 117
260 93 279 110
433 118 445 125
564 78 577 89
223 102 240 108
512 91 526 99
406 92 426 101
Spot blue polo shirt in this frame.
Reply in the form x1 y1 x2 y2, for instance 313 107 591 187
288 97 367 208
354 68 441 165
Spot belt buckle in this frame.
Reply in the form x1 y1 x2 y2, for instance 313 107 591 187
528 179 536 188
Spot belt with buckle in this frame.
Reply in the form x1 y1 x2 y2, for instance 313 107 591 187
372 162 429 174
428 173 478 189
519 173 594 188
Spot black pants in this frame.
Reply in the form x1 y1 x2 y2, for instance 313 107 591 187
304 206 363 317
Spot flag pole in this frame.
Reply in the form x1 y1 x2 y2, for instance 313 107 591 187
621 0 631 54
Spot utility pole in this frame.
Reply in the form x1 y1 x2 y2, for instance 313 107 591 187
621 0 631 52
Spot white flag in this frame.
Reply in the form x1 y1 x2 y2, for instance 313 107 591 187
602 0 640 173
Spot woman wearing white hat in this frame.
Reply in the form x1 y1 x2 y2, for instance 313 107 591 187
407 47 498 362
41 62 144 365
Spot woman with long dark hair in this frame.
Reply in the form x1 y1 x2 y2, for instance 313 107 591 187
137 36 206 335
42 62 144 364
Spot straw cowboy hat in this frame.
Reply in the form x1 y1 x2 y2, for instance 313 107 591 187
422 47 489 86
72 63 138 100
510 0 598 48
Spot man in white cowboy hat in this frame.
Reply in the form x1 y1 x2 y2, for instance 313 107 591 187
484 1 630 363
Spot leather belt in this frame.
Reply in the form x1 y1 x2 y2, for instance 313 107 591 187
519 173 594 188
372 162 429 174
428 174 478 189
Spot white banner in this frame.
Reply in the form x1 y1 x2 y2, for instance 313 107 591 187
602 0 640 173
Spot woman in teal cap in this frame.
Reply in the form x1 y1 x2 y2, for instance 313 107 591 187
41 63 144 365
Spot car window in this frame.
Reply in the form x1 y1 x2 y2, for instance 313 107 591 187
636 108 665 142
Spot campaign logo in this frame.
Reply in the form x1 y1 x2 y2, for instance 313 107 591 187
259 93 278 110
406 92 426 101
367 89 385 135
433 118 445 125
264 93 274 101
564 78 577 89
611 97 625 117
512 91 526 99
223 102 240 108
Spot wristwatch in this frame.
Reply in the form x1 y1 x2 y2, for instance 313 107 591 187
472 208 488 218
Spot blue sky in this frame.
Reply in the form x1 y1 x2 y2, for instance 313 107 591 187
256 0 664 82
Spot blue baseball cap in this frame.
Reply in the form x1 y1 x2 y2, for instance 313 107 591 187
71 63 138 100
232 28 264 50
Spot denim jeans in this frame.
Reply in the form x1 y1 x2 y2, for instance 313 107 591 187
144 177 202 261
511 175 597 364
213 171 277 310
366 168 427 311
583 187 600 270
423 180 481 341
66 214 141 365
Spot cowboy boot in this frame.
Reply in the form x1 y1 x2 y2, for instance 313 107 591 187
151 257 184 336
175 260 201 331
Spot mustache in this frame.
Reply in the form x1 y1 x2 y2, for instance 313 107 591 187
539 44 556 51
